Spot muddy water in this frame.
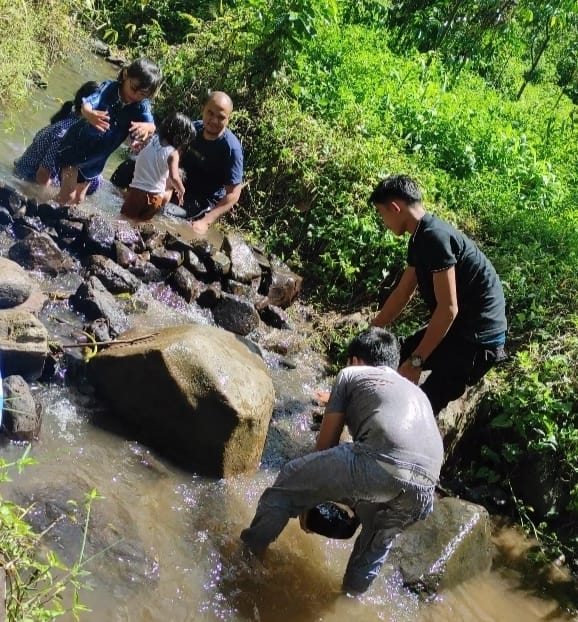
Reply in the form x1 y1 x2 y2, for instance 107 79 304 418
1 57 577 621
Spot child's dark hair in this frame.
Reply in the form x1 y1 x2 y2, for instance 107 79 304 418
50 80 100 124
368 174 422 207
158 112 196 150
119 58 162 98
346 327 400 369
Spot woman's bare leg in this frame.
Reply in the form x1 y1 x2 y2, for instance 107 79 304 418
74 181 91 204
55 166 79 204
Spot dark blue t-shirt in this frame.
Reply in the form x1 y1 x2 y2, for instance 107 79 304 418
408 214 507 343
57 80 153 179
181 120 244 217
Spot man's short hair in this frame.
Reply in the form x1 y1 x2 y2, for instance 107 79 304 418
347 327 400 369
368 174 422 206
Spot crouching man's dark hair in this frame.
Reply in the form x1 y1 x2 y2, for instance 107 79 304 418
368 174 422 206
346 327 400 369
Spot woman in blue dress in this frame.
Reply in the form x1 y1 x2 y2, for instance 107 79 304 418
55 58 162 205
13 81 102 195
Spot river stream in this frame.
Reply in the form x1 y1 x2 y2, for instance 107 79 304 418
0 54 576 622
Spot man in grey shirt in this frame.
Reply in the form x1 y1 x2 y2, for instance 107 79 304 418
241 327 444 594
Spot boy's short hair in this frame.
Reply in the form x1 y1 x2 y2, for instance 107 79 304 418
346 327 400 369
369 174 422 206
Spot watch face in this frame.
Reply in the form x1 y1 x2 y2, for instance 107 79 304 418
410 355 423 368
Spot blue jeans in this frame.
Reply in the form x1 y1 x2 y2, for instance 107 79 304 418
240 444 435 593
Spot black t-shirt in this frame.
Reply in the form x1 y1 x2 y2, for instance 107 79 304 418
407 214 507 342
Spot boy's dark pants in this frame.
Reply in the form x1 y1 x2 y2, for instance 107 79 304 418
400 328 506 415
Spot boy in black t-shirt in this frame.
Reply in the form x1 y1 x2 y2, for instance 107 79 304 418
369 174 507 415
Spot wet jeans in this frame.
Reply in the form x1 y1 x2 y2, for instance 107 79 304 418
240 443 436 593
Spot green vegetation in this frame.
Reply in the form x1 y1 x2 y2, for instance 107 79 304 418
0 0 82 108
0 448 95 620
1 0 577 586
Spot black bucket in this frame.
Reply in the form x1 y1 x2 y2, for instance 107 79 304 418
303 503 360 539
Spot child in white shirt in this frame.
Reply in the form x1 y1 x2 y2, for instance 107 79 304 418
121 112 195 220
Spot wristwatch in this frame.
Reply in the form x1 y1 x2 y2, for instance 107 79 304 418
409 354 424 369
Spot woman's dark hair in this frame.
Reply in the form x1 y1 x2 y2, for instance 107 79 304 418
158 112 196 150
119 58 162 98
346 327 400 369
368 174 423 207
50 80 100 124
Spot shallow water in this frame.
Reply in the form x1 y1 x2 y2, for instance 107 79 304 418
1 57 577 621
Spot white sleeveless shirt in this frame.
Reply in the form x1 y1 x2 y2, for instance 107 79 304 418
130 135 175 195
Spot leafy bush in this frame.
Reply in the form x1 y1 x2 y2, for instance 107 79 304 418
0 448 95 620
0 0 81 107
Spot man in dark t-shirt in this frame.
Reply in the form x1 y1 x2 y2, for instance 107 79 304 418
181 91 244 234
369 174 507 414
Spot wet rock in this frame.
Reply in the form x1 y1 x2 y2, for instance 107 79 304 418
257 329 306 356
0 257 33 309
188 237 215 260
386 496 493 595
149 247 182 270
196 283 222 308
144 231 165 251
86 318 112 344
437 382 490 465
0 183 27 215
1 374 42 441
127 258 165 283
0 206 13 225
89 323 275 477
17 478 160 589
0 309 48 379
136 221 156 240
12 215 46 237
261 260 303 308
184 249 210 280
113 220 145 251
114 240 138 267
251 245 272 272
169 266 202 302
69 276 129 337
227 279 262 301
63 205 93 225
204 250 231 278
86 255 142 295
92 38 110 57
56 218 84 241
84 215 116 256
259 304 291 330
211 292 260 336
223 233 262 283
26 196 38 217
37 201 70 221
8 230 76 275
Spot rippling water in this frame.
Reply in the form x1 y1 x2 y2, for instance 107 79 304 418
0 56 576 622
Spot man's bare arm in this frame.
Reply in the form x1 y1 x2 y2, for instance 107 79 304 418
315 411 346 451
372 266 418 327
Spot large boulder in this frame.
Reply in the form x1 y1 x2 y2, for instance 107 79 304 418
88 324 275 477
0 309 48 379
386 496 493 594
